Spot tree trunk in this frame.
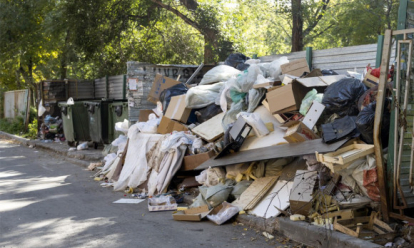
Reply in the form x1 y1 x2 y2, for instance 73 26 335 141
204 30 217 64
291 0 303 52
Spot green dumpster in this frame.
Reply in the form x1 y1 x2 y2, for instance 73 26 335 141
84 101 111 148
58 101 91 147
108 101 128 142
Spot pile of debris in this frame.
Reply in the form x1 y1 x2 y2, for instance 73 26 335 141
90 53 407 246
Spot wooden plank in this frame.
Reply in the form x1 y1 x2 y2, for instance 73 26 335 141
231 176 278 210
195 138 349 170
333 222 359 237
316 144 374 165
373 28 392 222
191 113 225 142
374 218 394 232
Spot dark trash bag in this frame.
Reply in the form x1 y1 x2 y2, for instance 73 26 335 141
224 53 250 71
321 115 360 144
159 83 188 115
356 99 391 148
194 103 223 123
322 78 367 117
321 69 338 76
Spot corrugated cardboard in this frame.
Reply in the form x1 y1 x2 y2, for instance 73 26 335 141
265 74 345 114
280 58 310 77
138 109 155 122
157 116 188 134
181 150 216 171
172 205 211 221
282 120 319 143
148 74 182 104
164 95 191 123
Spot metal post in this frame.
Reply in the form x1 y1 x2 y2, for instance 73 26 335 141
376 35 384 68
306 47 313 71
123 75 127 100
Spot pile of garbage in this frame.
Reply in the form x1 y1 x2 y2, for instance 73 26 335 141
89 53 406 245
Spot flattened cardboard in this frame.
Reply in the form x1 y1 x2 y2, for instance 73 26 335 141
157 116 188 134
138 109 155 122
173 205 211 221
181 150 216 171
148 74 182 104
280 58 310 77
191 112 225 142
148 197 178 212
165 94 191 123
282 120 319 143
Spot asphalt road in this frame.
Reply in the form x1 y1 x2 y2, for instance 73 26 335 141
0 139 302 248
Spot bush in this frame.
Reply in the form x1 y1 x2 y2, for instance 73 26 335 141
0 116 25 135
25 119 38 139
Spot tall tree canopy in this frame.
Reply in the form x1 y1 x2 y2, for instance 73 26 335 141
0 0 400 93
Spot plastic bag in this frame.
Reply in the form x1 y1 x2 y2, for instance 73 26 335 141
159 83 188 114
222 65 263 129
322 78 367 117
239 112 269 137
207 202 239 225
199 65 241 85
224 53 250 70
321 69 338 76
245 59 261 65
38 100 46 117
115 119 129 135
356 99 391 147
135 116 160 134
268 57 289 79
194 103 223 123
299 89 323 115
186 82 224 109
231 180 252 199
77 142 88 150
205 184 233 208
247 88 266 113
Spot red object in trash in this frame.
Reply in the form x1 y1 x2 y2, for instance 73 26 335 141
363 168 380 202
366 65 392 79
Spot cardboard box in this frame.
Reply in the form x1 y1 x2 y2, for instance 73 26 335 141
282 120 319 143
148 197 178 212
148 74 182 104
157 116 188 134
290 170 317 215
182 150 216 171
138 109 155 122
164 94 191 123
363 69 379 88
265 74 345 114
280 58 310 77
172 205 211 221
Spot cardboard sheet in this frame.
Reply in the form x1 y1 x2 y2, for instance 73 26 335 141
191 112 225 142
164 94 191 123
113 199 145 204
148 74 182 103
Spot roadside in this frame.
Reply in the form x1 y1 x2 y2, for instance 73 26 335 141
0 138 302 248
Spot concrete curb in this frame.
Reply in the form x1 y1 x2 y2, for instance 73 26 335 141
236 215 382 248
0 131 101 168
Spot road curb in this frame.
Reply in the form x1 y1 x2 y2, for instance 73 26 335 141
236 214 382 248
0 131 99 168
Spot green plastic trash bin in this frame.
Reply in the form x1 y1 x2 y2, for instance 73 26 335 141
58 101 91 147
84 101 111 148
108 101 128 142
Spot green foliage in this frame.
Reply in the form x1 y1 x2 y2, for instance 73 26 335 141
0 117 25 135
24 119 38 139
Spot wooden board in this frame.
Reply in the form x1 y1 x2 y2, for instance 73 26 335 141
191 112 225 142
248 180 293 218
195 138 349 170
316 143 374 165
231 176 278 211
